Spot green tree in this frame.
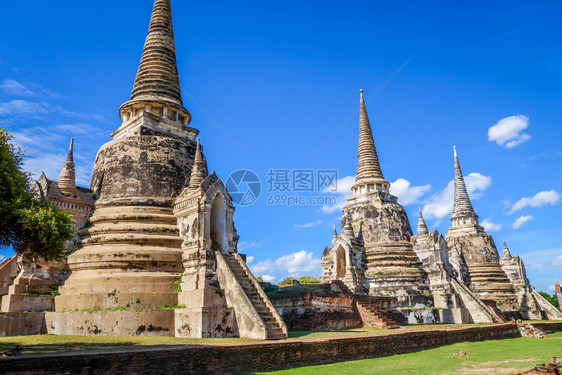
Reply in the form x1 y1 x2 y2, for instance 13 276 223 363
539 291 560 311
298 276 320 285
278 277 297 286
255 276 264 282
0 128 74 261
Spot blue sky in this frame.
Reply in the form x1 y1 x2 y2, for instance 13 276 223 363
1 1 561 292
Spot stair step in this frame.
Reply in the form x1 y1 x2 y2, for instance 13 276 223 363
225 254 287 338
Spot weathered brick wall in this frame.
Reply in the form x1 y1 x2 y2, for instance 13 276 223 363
533 321 562 332
269 285 371 330
0 324 530 374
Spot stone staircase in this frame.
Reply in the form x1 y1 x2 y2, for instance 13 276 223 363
223 254 287 339
449 278 499 323
331 280 406 329
354 296 402 329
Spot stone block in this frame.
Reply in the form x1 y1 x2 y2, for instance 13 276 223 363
174 307 237 338
1 294 53 313
0 312 46 336
55 292 177 312
439 307 470 324
45 310 175 336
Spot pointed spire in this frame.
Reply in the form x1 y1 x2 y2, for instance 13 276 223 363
355 89 385 183
58 138 77 197
120 0 189 117
188 139 207 189
452 146 477 220
343 211 355 237
333 223 338 238
417 205 429 236
503 239 512 259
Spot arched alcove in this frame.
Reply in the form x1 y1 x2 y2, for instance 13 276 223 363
336 245 346 280
210 194 228 253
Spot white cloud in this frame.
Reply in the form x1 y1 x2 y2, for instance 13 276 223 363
245 256 254 264
488 115 531 148
238 241 265 252
390 178 431 205
0 80 111 187
480 218 502 232
321 176 431 213
0 79 35 96
294 220 323 230
10 122 111 187
423 173 492 220
22 152 67 182
321 175 355 214
0 100 52 117
0 79 60 99
519 247 562 270
512 215 533 229
261 275 276 283
251 250 321 277
509 190 560 214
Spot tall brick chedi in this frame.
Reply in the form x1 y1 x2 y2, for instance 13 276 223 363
321 90 431 308
55 0 199 313
445 147 516 311
44 0 288 339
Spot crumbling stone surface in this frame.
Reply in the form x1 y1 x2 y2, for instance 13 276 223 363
268 285 361 331
90 135 198 207
516 320 548 338
516 361 560 375
446 228 500 264
345 199 413 244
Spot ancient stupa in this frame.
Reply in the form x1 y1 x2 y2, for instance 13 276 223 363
42 0 287 339
55 0 198 314
321 90 431 308
444 147 517 312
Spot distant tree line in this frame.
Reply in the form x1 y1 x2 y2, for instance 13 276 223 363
255 276 321 286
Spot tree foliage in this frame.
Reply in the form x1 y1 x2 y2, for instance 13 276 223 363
277 276 321 286
0 128 74 261
298 276 320 284
278 277 297 286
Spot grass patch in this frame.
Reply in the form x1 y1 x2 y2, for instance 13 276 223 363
246 332 562 375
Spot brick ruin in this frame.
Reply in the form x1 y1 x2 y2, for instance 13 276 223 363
320 92 562 324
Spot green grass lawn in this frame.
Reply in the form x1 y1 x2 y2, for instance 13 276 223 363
247 332 562 375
